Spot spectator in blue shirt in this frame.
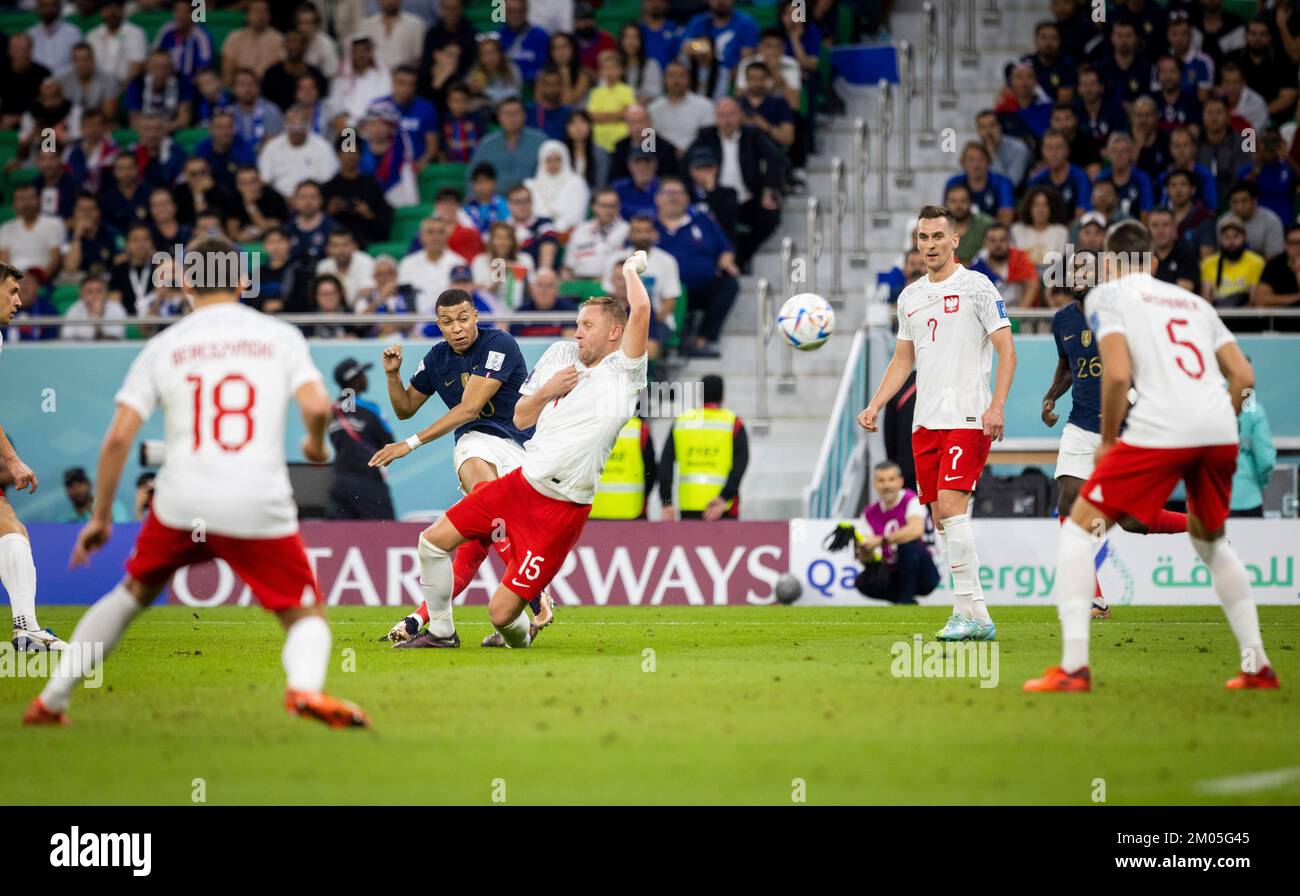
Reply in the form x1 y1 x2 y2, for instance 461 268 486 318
1234 128 1294 225
639 0 685 69
372 64 439 171
946 142 1017 225
1022 20 1077 102
194 111 258 191
124 49 195 133
612 147 661 220
1029 129 1092 218
683 0 760 72
1101 131 1155 218
653 175 740 358
497 0 551 82
1165 125 1218 211
1152 54 1202 131
1094 19 1152 109
524 66 572 141
153 0 215 84
466 97 546 195
1074 63 1129 145
464 163 510 234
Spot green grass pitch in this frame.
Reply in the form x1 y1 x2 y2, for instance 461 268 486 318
1 605 1297 805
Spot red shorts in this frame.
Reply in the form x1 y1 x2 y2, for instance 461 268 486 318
1080 441 1238 532
443 467 590 600
912 427 992 505
125 513 321 611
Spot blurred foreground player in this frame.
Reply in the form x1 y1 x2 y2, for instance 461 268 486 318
1041 251 1187 619
401 253 650 650
25 236 369 728
1026 222 1277 693
859 205 1017 642
0 262 65 651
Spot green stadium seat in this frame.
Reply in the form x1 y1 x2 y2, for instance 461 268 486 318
0 11 38 34
418 162 469 202
670 290 687 349
173 127 208 154
390 202 434 243
0 132 18 153
128 10 171 43
560 279 604 300
206 10 246 28
0 206 14 224
67 14 102 34
739 4 779 29
367 240 411 261
466 6 499 32
51 283 81 315
113 128 139 148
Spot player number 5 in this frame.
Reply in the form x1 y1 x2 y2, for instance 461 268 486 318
519 551 545 581
1165 318 1205 379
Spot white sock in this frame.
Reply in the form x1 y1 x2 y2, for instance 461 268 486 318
418 536 455 638
0 532 38 631
1191 535 1270 672
934 528 970 616
496 610 532 648
40 583 143 713
1057 520 1095 673
940 514 985 620
282 615 330 693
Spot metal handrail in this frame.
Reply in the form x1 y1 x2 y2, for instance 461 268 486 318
830 156 845 295
919 3 937 146
10 310 582 328
805 195 820 296
777 236 796 391
874 78 892 227
962 0 979 67
896 41 914 188
753 277 771 435
939 0 958 107
852 117 868 256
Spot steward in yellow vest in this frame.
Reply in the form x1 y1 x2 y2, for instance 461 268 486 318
590 417 657 519
659 375 749 520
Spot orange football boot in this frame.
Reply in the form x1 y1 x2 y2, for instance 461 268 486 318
285 689 371 728
1023 665 1092 692
22 697 68 725
1226 666 1280 690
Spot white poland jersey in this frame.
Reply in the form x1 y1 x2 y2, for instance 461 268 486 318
114 302 324 538
1085 272 1238 449
519 341 648 505
895 264 1011 431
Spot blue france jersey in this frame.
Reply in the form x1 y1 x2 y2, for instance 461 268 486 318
1052 301 1101 433
409 326 533 445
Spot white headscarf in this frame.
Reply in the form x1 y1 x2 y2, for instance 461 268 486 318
526 139 591 232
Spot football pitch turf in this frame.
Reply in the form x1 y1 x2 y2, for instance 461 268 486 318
1 605 1297 806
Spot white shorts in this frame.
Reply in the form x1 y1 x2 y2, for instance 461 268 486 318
453 430 527 485
1054 421 1101 481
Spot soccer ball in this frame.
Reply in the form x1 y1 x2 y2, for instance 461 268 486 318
774 574 803 605
776 293 835 351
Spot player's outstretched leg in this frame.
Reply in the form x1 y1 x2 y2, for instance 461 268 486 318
1024 516 1100 693
24 579 153 724
280 607 370 728
1186 519 1279 690
1 524 64 652
393 517 468 649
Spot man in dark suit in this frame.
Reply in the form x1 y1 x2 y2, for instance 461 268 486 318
608 104 680 185
687 96 785 270
685 146 739 245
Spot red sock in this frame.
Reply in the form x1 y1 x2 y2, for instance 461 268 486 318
452 539 490 595
1149 509 1188 534
415 602 429 623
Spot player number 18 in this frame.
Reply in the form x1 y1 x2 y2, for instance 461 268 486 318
185 373 257 452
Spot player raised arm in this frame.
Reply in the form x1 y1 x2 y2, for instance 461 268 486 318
857 339 916 431
0 423 37 494
70 404 144 567
296 380 332 465
620 251 652 360
381 344 432 421
1041 354 1072 427
369 374 505 468
983 327 1016 441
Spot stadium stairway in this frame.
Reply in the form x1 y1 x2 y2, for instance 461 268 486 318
685 0 1038 520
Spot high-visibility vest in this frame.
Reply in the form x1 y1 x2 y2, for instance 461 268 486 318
590 418 646 519
672 407 735 512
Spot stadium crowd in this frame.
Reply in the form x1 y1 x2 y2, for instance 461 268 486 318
0 0 862 361
884 0 1300 330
